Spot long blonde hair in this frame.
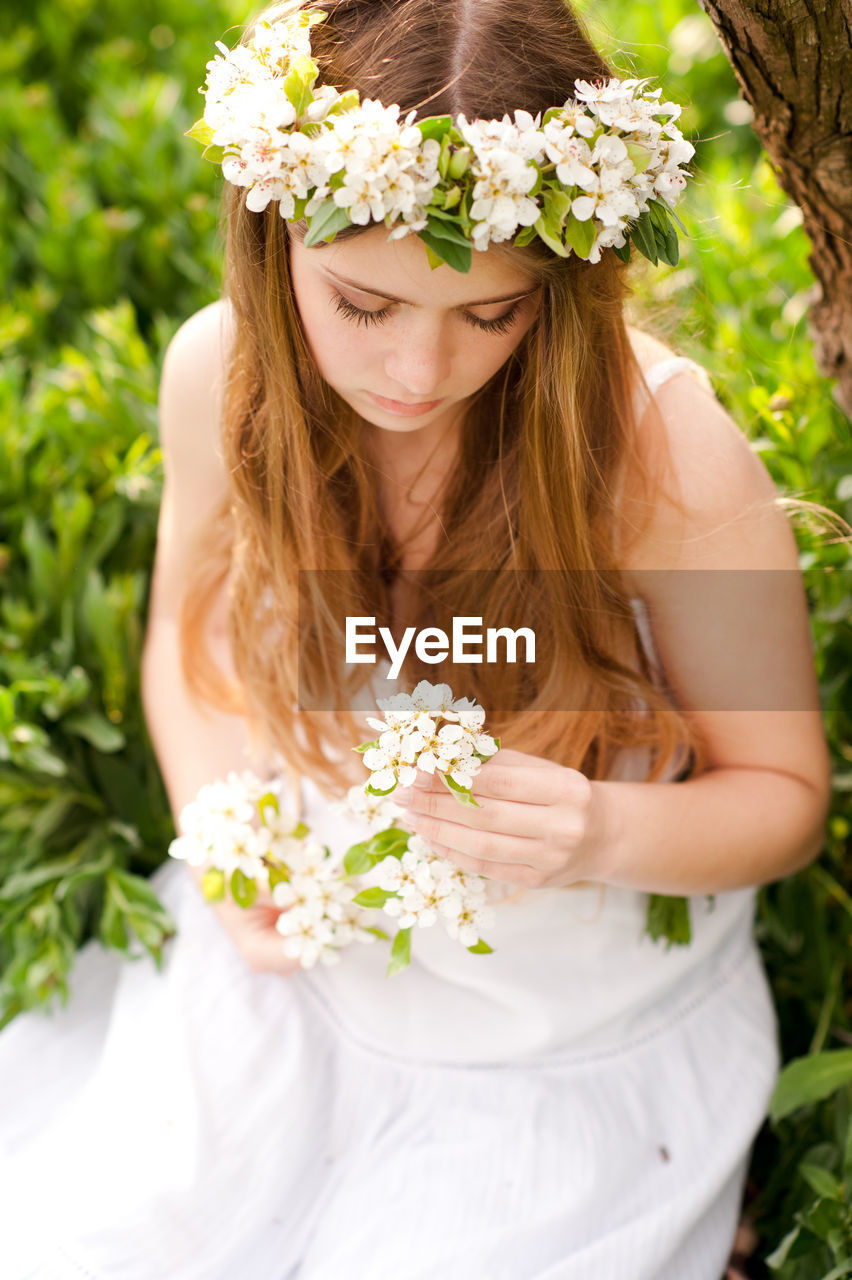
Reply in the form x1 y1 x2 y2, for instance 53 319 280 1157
179 0 771 809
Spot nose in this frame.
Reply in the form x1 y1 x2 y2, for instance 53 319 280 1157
382 317 452 398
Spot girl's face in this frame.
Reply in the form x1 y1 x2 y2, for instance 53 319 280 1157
288 224 541 436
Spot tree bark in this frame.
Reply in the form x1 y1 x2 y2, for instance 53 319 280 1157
693 0 852 418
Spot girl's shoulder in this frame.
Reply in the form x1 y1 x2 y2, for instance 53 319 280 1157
159 298 237 480
625 324 714 401
618 325 780 578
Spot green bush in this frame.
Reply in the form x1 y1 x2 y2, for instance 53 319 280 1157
1 0 850 1272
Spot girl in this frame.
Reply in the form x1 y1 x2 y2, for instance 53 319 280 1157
0 0 832 1276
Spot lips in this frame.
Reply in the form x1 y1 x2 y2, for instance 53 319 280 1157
368 392 444 416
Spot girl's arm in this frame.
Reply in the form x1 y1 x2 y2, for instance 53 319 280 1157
399 369 832 896
594 367 832 895
141 301 302 974
142 299 266 828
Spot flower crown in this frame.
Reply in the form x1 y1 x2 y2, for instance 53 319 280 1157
188 6 695 272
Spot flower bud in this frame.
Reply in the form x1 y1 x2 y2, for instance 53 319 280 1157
447 146 472 179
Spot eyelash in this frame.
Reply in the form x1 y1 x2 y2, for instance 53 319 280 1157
331 291 522 335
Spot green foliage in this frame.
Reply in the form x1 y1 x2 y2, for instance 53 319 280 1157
2 1 851 1273
573 3 852 1273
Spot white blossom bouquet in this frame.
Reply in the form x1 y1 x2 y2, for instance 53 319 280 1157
168 682 500 976
188 6 695 271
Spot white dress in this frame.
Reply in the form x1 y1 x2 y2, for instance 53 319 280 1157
0 358 781 1280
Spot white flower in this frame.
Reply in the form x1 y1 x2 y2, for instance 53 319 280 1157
375 848 425 896
167 833 208 867
331 900 380 946
276 907 340 969
665 135 696 168
440 896 497 948
542 127 597 189
248 13 316 66
571 181 641 229
192 778 254 825
654 168 689 206
362 728 419 792
331 783 405 831
573 76 646 107
457 112 546 249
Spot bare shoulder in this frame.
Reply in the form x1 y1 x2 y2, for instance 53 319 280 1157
619 331 784 579
151 299 238 623
625 323 677 374
158 297 236 482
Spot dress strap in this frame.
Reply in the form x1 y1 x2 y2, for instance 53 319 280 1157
643 355 713 396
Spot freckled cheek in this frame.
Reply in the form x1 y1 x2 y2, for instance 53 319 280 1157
305 312 375 384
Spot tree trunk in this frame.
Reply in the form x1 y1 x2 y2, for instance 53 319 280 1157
693 0 852 418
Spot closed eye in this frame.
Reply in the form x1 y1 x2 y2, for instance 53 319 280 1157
331 292 523 335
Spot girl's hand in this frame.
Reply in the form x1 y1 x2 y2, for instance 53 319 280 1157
395 748 607 889
188 865 304 976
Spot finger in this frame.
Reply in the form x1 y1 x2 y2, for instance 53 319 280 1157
405 811 540 868
403 789 551 839
427 840 534 885
414 760 587 809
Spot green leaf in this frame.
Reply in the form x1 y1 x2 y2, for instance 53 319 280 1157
304 198 352 247
630 210 659 265
647 198 672 233
185 118 215 146
98 897 128 951
202 868 225 902
562 213 594 258
352 738 379 753
368 826 411 853
109 870 172 923
437 135 451 180
612 239 632 264
542 187 572 227
764 1224 804 1268
770 1050 852 1122
344 843 373 875
625 141 652 174
62 710 125 752
283 54 318 116
438 772 480 806
258 791 280 821
366 780 397 797
364 925 391 941
128 912 167 952
662 222 679 266
291 822 310 839
644 894 692 947
798 1163 843 1200
424 243 445 270
267 863 290 890
447 147 471 181
467 938 493 954
534 215 569 258
352 886 396 908
21 515 56 608
416 115 452 142
325 90 360 116
513 225 537 247
230 868 258 909
417 228 471 273
423 214 472 248
386 926 412 976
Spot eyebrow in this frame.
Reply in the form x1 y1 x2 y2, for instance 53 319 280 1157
323 269 538 307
